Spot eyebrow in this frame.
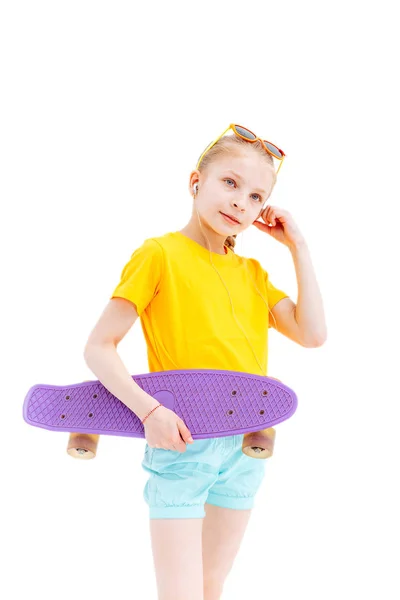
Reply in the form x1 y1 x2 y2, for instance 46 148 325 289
225 170 267 195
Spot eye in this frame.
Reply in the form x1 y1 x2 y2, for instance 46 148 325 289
251 193 262 202
224 178 236 187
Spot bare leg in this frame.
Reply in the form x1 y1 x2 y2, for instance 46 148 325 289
202 504 252 600
149 517 204 600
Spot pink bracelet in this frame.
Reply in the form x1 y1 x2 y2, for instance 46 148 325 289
141 402 162 424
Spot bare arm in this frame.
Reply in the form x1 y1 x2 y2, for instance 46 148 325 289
269 242 327 347
83 297 159 421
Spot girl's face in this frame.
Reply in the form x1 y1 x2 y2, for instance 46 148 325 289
192 150 276 235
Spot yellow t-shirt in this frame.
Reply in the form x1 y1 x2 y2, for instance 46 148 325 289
110 231 288 376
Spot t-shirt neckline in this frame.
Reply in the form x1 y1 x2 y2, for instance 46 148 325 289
173 231 236 263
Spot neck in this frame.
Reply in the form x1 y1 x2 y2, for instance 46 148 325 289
179 219 228 255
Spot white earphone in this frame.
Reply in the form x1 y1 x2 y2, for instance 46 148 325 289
193 184 199 195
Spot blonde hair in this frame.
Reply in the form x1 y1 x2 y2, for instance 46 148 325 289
197 134 277 252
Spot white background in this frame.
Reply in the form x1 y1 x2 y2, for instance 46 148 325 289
1 1 399 599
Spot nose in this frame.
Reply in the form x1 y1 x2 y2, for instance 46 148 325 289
233 199 246 212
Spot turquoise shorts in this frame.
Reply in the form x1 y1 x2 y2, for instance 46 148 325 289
141 434 266 519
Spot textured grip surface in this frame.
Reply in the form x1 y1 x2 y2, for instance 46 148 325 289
23 369 297 440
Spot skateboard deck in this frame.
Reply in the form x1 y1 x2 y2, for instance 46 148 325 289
23 368 297 438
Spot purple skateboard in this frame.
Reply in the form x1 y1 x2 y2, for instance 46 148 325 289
23 369 298 459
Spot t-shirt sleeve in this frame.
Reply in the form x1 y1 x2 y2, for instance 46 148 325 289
110 238 163 316
263 269 290 329
265 272 289 310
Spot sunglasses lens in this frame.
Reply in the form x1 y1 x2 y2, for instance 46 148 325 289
264 141 283 158
234 126 257 140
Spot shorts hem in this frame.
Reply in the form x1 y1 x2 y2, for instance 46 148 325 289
206 492 256 510
149 505 206 519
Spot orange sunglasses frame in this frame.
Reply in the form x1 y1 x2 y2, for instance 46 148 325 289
196 123 286 174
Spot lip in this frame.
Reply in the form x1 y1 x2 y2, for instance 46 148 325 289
220 212 241 225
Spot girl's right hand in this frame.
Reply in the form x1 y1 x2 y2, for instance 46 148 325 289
143 405 194 452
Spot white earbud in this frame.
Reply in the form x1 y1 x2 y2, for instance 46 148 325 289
193 184 199 195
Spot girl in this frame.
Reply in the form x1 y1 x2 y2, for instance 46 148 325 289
83 124 327 600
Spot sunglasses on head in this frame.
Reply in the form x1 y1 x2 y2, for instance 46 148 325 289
196 124 286 173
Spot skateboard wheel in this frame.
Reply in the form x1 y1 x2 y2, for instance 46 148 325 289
242 427 276 459
67 433 100 460
66 379 100 460
241 375 280 458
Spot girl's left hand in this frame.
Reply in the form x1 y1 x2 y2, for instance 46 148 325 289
252 205 305 248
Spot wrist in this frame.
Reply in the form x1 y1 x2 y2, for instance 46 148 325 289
141 401 162 424
135 394 162 422
288 238 308 253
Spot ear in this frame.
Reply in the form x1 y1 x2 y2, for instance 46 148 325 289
188 169 201 196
